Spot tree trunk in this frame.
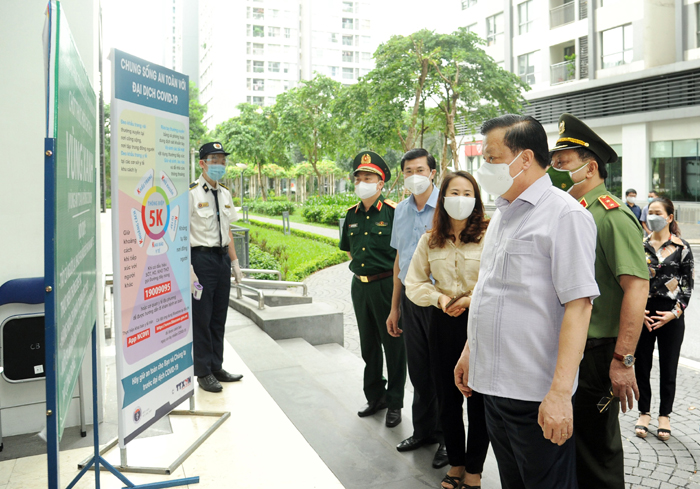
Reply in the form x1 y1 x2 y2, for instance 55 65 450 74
257 164 266 201
440 133 449 181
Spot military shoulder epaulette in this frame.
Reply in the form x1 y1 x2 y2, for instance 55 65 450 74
189 182 199 190
597 195 619 210
383 199 397 209
219 183 229 190
347 203 359 211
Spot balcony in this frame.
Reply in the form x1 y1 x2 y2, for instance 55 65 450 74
550 61 576 85
550 2 575 29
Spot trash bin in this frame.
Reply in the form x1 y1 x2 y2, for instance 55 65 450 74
230 225 250 268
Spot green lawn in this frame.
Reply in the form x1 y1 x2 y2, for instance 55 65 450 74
248 211 339 231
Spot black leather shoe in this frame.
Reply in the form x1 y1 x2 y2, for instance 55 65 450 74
432 443 449 469
396 435 439 452
197 374 223 393
212 369 243 382
357 398 388 417
385 408 402 427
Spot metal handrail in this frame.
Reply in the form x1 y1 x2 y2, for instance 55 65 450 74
241 268 282 280
241 278 308 296
231 281 266 309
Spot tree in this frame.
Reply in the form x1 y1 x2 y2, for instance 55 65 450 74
214 103 288 201
429 28 528 173
275 74 341 195
189 81 209 152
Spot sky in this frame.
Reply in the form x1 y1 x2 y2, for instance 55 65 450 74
100 0 456 95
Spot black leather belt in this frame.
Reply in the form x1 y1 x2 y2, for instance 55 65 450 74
355 271 393 283
192 246 228 255
585 337 616 351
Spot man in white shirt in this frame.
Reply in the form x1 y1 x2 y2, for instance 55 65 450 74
454 115 599 488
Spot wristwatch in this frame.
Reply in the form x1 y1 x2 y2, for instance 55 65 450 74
613 352 635 368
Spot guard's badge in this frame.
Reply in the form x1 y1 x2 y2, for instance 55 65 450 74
198 202 209 208
225 205 231 208
348 223 359 228
579 197 588 208
375 221 388 227
559 121 565 134
361 153 371 164
214 143 222 149
598 195 619 210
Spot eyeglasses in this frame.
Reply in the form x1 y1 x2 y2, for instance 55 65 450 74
597 387 615 414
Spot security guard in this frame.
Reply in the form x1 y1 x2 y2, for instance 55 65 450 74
189 142 244 393
339 151 406 428
548 114 649 489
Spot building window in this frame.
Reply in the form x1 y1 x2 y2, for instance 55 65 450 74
518 0 534 35
466 23 477 34
252 79 265 91
361 35 371 46
361 52 372 62
253 43 264 55
252 25 264 37
342 50 354 62
330 66 339 77
651 140 700 201
268 79 281 90
343 35 353 46
247 60 251 72
342 67 354 79
252 7 264 20
605 144 622 199
601 24 633 68
246 78 251 90
247 96 252 103
343 1 353 12
285 28 292 38
268 44 281 54
517 50 539 85
253 96 264 106
253 61 264 73
268 26 280 37
361 19 370 30
283 63 290 73
270 9 279 18
330 33 339 43
268 61 280 72
461 0 477 9
342 18 354 29
486 13 504 46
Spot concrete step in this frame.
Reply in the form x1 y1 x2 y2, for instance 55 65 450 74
242 288 313 307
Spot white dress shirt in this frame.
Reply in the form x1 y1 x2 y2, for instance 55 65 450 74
468 174 599 402
189 178 238 248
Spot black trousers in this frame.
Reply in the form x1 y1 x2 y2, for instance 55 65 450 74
574 341 624 489
401 290 441 441
191 250 231 377
430 307 488 472
484 395 578 489
635 297 686 416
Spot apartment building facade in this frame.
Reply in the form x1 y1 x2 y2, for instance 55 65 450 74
199 0 378 130
455 0 700 210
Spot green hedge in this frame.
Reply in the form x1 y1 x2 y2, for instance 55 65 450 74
248 244 280 280
248 219 340 246
301 204 348 225
244 200 296 216
303 193 358 208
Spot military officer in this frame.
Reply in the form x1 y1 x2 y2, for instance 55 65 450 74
339 151 407 428
548 114 649 489
190 142 245 393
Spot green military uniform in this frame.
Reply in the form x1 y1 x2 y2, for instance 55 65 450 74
552 114 649 489
339 152 406 410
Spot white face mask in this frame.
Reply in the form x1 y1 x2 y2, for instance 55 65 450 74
646 214 669 233
443 196 476 220
404 174 431 195
474 151 524 197
355 181 379 200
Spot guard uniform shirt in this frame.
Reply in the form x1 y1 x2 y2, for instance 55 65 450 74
339 194 396 275
578 184 649 339
189 179 238 247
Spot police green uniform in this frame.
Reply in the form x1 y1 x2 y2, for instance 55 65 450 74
339 152 406 410
552 114 649 489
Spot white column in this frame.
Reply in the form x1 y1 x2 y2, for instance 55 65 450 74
621 123 650 198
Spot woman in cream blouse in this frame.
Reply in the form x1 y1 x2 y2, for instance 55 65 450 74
405 171 489 489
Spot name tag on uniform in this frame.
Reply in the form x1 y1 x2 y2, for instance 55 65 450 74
348 223 358 228
375 221 388 227
198 202 209 208
224 205 231 208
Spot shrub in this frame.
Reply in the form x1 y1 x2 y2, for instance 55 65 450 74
245 199 296 216
303 192 358 208
233 197 241 206
248 244 280 280
302 204 348 225
248 219 340 246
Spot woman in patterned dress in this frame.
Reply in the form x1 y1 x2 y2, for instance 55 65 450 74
634 197 694 441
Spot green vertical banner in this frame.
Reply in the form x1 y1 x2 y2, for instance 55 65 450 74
45 0 97 440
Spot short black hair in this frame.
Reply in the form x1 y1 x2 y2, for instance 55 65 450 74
625 188 637 196
479 115 549 169
573 147 607 179
401 148 436 171
649 190 659 196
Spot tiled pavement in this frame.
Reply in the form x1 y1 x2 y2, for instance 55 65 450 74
305 262 700 489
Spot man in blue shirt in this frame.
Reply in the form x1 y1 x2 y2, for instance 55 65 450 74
386 148 447 468
624 188 642 221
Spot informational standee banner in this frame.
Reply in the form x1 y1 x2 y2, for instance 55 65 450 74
44 0 97 441
110 49 193 447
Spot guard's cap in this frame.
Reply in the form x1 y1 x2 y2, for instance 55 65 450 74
352 151 391 182
199 142 230 160
550 113 617 164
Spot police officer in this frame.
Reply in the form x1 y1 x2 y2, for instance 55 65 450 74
548 114 649 489
340 151 406 427
189 142 245 393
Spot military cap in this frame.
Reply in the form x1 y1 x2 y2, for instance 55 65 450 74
352 151 391 182
199 141 230 160
550 113 618 164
